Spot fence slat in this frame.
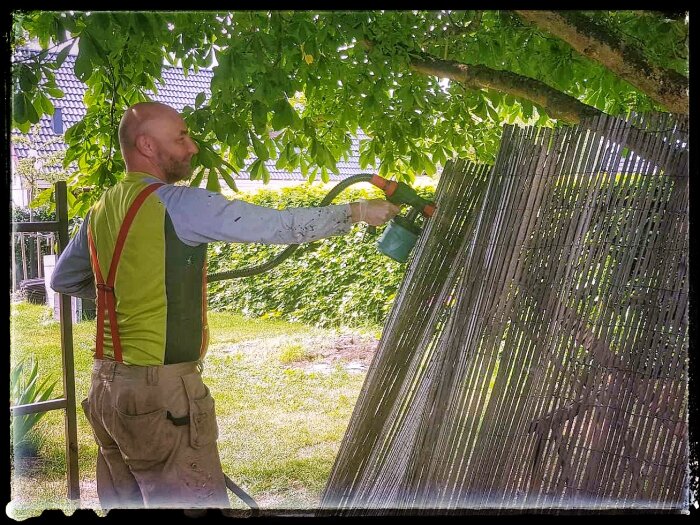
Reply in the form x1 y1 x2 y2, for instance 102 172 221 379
11 399 68 416
13 221 63 233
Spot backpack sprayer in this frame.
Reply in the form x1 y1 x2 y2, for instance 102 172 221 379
207 173 436 282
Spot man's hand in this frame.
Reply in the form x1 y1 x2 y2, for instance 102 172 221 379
350 199 401 226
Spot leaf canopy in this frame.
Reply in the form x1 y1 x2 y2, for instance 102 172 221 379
10 10 688 216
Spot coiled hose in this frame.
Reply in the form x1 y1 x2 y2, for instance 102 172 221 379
207 173 376 282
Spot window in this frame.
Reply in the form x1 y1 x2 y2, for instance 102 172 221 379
52 107 63 134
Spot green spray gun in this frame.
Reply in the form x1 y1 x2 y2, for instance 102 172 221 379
366 174 436 263
207 173 436 281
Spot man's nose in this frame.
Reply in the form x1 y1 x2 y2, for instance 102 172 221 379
189 138 199 155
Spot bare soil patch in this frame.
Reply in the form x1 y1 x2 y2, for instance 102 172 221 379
308 333 378 366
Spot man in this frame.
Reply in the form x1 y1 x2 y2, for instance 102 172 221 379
50 101 399 510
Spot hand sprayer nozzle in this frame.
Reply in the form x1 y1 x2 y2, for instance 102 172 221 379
369 175 436 218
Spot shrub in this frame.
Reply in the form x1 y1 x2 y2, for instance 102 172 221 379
207 183 436 328
10 357 59 458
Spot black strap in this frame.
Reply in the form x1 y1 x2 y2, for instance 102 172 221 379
166 411 190 426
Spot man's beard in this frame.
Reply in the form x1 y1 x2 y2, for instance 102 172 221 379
161 155 193 184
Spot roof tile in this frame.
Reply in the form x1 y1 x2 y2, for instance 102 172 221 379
12 48 370 182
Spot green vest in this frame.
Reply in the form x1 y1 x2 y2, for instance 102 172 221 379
88 172 209 365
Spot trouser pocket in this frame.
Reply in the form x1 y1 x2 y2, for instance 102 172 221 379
113 407 178 467
181 373 218 449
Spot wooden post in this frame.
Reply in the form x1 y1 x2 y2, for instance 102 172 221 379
11 233 17 293
36 234 43 279
20 232 28 283
55 181 80 502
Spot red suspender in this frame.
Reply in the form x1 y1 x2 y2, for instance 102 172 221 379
87 183 164 362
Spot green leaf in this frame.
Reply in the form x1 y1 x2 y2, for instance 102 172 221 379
286 142 299 165
219 168 238 192
29 188 54 209
54 45 71 68
206 168 222 193
19 66 37 92
432 145 445 167
422 153 436 176
45 86 65 98
251 134 269 161
275 146 289 169
251 101 268 133
260 162 270 183
26 97 40 124
37 93 54 115
195 91 206 108
249 158 263 180
74 52 92 82
190 167 205 188
196 146 219 168
271 99 295 130
135 13 152 36
485 101 498 122
16 120 31 134
379 161 389 177
12 93 27 124
359 141 375 169
320 145 337 173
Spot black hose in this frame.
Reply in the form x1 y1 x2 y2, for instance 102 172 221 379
207 173 375 282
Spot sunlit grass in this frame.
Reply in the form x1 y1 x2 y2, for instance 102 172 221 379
278 342 316 364
9 301 369 519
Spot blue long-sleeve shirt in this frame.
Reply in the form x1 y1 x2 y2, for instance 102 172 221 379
51 174 353 300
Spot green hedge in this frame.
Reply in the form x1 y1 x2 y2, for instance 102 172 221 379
206 183 436 328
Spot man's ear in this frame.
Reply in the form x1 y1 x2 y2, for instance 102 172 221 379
135 134 154 157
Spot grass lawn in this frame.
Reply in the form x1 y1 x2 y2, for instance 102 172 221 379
8 300 378 519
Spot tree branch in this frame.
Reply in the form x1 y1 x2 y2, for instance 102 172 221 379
410 58 600 123
514 10 688 114
359 39 600 123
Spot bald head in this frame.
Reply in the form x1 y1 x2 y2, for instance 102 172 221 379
118 102 180 153
118 102 199 183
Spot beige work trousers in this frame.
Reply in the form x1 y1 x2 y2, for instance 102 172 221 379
81 359 230 509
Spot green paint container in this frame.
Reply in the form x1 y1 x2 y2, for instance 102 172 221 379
376 216 422 263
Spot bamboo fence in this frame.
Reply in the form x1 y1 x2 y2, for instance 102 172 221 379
321 112 689 514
